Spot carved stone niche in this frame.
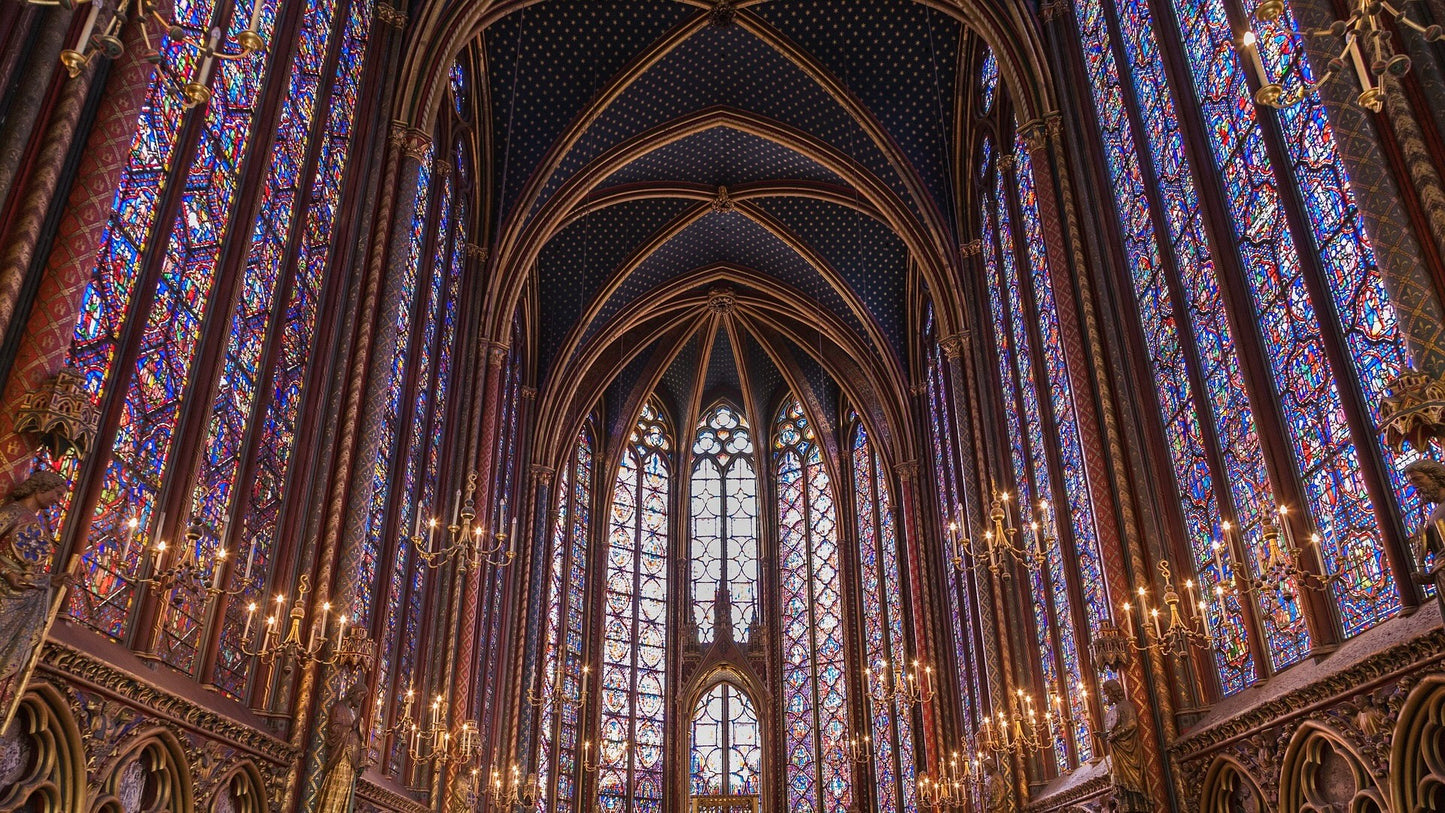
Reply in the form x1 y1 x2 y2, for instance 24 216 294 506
1199 757 1267 813
0 685 85 813
1391 675 1445 813
1279 724 1387 813
208 766 264 813
92 732 194 813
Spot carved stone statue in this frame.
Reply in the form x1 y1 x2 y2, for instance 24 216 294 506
1102 679 1150 813
1405 460 1445 569
314 682 368 813
0 472 68 729
983 761 1009 810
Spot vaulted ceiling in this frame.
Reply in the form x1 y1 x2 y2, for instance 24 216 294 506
412 0 1035 464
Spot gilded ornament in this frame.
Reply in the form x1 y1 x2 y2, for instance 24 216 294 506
13 366 98 458
1379 367 1445 453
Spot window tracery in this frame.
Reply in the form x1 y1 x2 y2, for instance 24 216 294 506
689 402 758 644
775 396 851 812
599 400 670 813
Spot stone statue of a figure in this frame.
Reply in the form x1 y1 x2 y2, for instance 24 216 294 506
1102 678 1150 813
0 471 68 729
315 681 368 813
1406 460 1445 566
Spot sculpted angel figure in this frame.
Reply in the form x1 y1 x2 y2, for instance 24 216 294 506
1102 678 1150 813
0 471 68 726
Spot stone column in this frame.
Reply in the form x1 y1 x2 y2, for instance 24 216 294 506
0 4 171 489
511 464 555 799
1018 116 1175 809
0 6 69 220
444 341 508 811
288 122 429 813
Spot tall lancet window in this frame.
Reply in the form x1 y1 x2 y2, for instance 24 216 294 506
599 400 671 813
690 402 759 643
690 682 761 796
1063 0 1418 694
42 0 371 697
850 415 916 813
775 397 851 812
922 305 979 742
538 424 594 811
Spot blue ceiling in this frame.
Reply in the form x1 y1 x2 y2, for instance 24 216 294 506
483 0 693 219
599 127 844 190
477 0 976 415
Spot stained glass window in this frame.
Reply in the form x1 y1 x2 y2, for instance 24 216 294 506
922 309 980 740
599 400 670 813
851 417 916 813
689 682 761 797
980 47 999 112
539 426 594 811
689 402 758 644
775 397 851 813
982 150 1092 766
1068 0 1296 685
44 0 370 685
1060 0 1416 684
1167 0 1403 636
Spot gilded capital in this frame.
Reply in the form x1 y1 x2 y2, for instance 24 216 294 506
894 460 921 481
489 343 511 368
940 332 969 360
376 2 406 27
531 464 556 486
960 239 983 259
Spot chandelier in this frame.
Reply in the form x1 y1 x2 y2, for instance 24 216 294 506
409 473 515 572
39 0 266 107
1241 0 1444 111
948 492 1048 579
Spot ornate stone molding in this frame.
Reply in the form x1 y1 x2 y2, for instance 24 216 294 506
1379 367 1445 452
463 242 489 262
998 153 1018 173
1039 0 1066 23
1026 771 1110 812
375 2 406 28
894 460 920 481
707 286 736 314
38 640 295 767
708 0 736 27
14 365 98 457
939 332 970 360
960 238 983 258
531 464 556 486
1171 626 1445 780
432 159 452 178
521 385 538 401
357 776 428 813
488 342 511 368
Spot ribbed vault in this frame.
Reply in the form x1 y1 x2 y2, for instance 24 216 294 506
392 0 1051 460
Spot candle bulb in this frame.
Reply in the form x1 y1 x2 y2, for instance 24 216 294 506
242 540 256 584
1151 607 1163 639
1240 29 1271 87
122 516 139 561
195 28 221 86
1199 600 1212 639
75 0 101 50
246 0 263 35
451 489 462 526
243 602 256 642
